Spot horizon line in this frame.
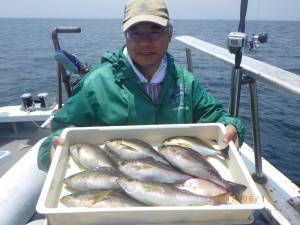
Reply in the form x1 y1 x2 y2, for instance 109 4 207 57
0 17 300 22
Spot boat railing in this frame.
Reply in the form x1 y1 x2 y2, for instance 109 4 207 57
51 27 81 108
175 35 300 183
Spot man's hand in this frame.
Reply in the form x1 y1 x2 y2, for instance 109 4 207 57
50 136 64 160
224 124 240 150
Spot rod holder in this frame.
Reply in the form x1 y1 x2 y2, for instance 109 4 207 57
248 77 268 184
229 67 243 117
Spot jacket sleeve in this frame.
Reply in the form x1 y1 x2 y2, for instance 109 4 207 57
192 79 245 145
37 80 98 172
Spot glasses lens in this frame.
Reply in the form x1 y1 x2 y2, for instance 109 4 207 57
148 30 164 41
127 27 167 42
127 30 140 41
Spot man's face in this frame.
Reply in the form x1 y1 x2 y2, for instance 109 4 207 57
125 22 172 75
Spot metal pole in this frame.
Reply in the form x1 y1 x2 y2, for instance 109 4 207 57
248 78 268 183
56 63 63 108
229 67 243 117
52 27 81 51
51 27 81 108
185 48 193 73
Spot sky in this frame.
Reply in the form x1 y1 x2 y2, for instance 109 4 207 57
0 0 300 21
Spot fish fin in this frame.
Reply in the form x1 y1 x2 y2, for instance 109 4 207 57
212 193 230 205
93 190 113 204
221 146 229 159
120 144 138 152
202 156 210 160
177 142 189 148
225 180 247 198
142 184 165 192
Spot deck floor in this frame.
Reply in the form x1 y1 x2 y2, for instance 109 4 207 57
0 121 50 177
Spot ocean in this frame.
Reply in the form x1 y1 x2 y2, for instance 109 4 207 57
0 19 299 186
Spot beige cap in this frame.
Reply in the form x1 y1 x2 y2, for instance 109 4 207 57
123 0 169 31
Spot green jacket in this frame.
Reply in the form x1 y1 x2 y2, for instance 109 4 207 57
38 49 244 171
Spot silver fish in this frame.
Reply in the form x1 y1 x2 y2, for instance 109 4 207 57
118 158 191 183
60 190 145 208
63 167 124 191
163 136 228 158
117 177 226 206
70 143 115 169
104 138 169 164
175 178 228 197
157 145 246 196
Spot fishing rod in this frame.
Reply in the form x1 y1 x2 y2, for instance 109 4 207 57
227 0 267 184
227 0 268 115
227 0 248 117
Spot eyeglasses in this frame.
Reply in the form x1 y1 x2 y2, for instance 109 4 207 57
126 27 169 42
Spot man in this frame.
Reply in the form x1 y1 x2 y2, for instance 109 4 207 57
38 0 244 171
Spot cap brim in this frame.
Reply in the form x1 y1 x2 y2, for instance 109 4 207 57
123 15 168 31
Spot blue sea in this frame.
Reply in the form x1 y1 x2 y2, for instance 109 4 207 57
0 19 299 186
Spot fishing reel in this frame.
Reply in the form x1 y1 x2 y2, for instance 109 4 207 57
227 32 247 54
247 33 268 50
227 32 268 54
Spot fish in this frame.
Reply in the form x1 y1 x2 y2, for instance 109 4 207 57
175 178 228 197
157 145 247 196
117 177 226 206
60 190 145 208
101 145 123 166
163 136 229 158
117 157 191 183
69 143 115 169
104 138 169 165
63 167 124 191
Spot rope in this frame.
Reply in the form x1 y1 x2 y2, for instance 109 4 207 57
26 106 48 129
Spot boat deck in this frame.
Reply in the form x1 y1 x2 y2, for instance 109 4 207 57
0 121 50 177
0 105 53 176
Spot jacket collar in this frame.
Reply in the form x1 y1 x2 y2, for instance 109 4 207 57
101 45 178 81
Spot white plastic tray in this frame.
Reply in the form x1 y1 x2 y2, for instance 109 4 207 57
37 123 263 225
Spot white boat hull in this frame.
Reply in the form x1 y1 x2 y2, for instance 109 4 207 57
0 139 46 225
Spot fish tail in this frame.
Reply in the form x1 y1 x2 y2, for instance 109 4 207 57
221 146 229 159
63 177 70 186
225 180 247 197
